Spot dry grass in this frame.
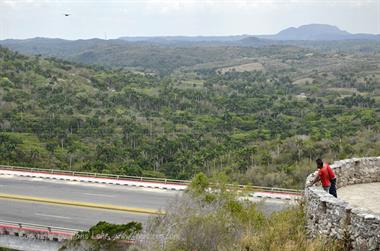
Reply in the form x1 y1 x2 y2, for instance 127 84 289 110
293 77 314 85
135 190 345 251
218 62 264 74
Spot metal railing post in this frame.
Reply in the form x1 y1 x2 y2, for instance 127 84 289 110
0 220 82 235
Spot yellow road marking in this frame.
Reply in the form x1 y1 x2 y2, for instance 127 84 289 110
0 193 164 215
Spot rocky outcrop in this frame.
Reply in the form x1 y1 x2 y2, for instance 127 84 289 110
305 157 380 251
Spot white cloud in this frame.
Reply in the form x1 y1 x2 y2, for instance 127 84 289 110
129 0 378 15
0 0 378 38
0 0 57 8
1 0 376 10
140 0 377 8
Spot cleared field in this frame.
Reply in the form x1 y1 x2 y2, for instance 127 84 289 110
326 87 358 95
292 77 314 85
218 62 264 74
177 79 204 89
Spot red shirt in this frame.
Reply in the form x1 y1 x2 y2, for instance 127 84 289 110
326 163 336 180
318 164 333 187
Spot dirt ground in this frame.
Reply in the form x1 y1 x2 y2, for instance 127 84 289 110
338 182 380 214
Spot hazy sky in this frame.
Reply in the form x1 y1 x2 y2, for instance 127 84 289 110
0 0 379 39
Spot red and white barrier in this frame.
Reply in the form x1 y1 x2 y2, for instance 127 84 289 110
250 191 303 200
0 169 187 191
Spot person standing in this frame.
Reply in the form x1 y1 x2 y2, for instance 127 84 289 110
309 158 337 198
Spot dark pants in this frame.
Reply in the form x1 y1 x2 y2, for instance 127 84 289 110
329 178 337 198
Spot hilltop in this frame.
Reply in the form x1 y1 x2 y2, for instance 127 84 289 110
258 24 380 41
118 24 380 42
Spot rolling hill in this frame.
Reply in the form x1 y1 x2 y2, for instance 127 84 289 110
258 24 380 41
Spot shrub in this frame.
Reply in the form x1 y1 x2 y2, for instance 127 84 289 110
74 221 142 241
133 174 344 251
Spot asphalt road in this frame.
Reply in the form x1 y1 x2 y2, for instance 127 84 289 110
0 176 179 210
0 176 294 230
0 198 150 230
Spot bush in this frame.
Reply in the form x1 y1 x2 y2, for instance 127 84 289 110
132 174 344 251
123 164 143 176
60 221 142 251
190 172 209 195
74 221 142 241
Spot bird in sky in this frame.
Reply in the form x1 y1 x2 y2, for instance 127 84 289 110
64 13 71 17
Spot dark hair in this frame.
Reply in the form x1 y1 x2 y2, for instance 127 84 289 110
316 158 323 167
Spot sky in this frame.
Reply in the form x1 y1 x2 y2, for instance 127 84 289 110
0 0 379 39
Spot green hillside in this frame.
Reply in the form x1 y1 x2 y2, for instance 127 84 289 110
2 38 380 75
0 45 379 188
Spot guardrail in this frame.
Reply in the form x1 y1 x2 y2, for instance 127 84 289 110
226 184 303 195
0 164 190 185
0 164 303 195
0 219 80 236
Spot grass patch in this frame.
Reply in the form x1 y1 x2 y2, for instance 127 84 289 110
218 62 264 74
4 132 47 154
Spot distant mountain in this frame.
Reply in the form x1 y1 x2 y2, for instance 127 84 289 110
237 36 275 46
1 24 379 74
118 35 250 43
0 38 128 57
118 24 379 42
277 24 350 40
0 37 276 74
258 24 380 41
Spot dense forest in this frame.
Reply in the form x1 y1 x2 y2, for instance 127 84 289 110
0 44 379 188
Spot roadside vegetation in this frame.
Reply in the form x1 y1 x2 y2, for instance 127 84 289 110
60 221 142 251
61 173 345 251
0 45 379 189
134 173 345 251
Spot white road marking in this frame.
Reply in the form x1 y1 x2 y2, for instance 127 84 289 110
82 193 116 198
0 175 18 179
35 213 71 219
